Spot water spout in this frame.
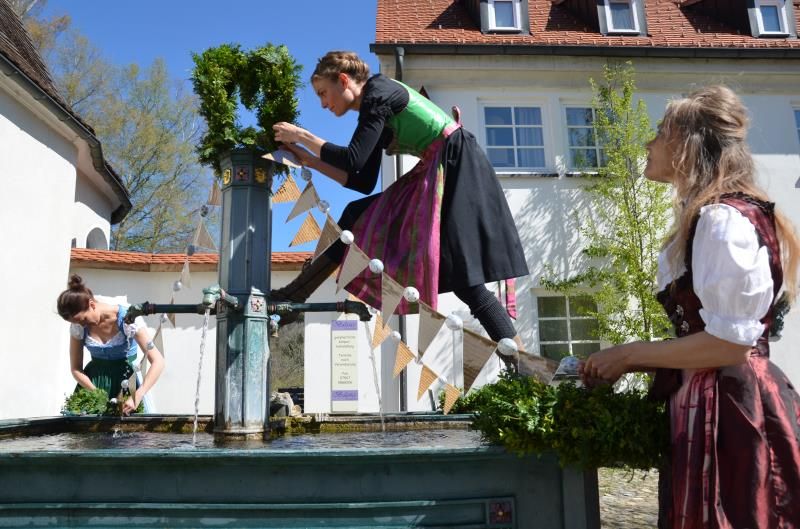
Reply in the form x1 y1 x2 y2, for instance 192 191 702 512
192 308 211 446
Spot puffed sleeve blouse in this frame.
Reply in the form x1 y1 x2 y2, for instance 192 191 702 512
657 203 774 346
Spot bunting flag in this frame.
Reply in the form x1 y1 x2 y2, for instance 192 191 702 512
193 220 217 251
442 383 461 415
313 214 342 260
337 246 370 293
393 340 416 377
417 364 438 401
167 296 176 328
418 303 446 354
207 180 222 206
290 213 322 247
462 329 498 391
179 259 191 289
287 182 320 222
273 173 302 203
371 313 392 349
380 273 404 326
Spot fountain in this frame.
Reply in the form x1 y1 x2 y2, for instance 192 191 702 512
0 44 600 527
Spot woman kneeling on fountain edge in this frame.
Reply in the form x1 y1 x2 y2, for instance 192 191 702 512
272 51 529 370
57 275 165 415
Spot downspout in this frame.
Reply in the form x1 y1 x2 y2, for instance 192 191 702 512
394 46 408 412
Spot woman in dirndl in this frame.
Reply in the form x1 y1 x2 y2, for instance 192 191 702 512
272 51 528 362
57 274 165 415
581 85 800 528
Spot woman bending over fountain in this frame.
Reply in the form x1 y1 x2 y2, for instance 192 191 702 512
57 274 165 415
581 85 800 528
272 51 528 364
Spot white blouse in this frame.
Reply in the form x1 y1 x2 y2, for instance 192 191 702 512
657 203 774 346
69 315 146 347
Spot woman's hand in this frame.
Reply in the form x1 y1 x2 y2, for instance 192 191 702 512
580 344 635 386
281 142 316 167
273 122 307 145
122 392 140 416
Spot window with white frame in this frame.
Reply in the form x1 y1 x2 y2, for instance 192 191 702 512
484 105 546 170
566 107 606 169
488 0 522 31
755 0 789 35
537 295 601 360
605 0 639 33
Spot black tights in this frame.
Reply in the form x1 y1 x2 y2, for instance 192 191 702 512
452 284 517 342
328 197 517 343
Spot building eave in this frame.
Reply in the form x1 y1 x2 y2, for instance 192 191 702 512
0 52 132 224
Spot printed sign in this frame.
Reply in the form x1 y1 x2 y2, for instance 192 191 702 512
331 319 358 412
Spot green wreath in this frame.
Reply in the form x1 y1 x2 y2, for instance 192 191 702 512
191 43 302 176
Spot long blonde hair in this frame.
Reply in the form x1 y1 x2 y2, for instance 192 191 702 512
661 85 800 303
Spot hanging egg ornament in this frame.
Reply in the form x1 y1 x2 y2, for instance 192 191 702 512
497 337 518 357
390 330 402 343
445 313 463 331
368 259 384 274
340 230 354 245
172 280 183 292
403 286 420 303
301 167 313 182
318 200 330 214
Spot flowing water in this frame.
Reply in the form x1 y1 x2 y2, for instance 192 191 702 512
365 323 385 432
192 308 211 445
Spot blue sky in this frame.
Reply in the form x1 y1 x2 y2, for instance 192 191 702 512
41 0 379 252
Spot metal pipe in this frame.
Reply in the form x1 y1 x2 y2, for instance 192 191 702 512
269 300 372 322
394 46 408 412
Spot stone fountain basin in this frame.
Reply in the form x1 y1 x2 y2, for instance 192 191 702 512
0 414 599 528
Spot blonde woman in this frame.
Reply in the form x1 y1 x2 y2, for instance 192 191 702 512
582 86 800 528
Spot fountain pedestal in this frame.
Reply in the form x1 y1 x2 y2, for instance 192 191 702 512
214 148 274 439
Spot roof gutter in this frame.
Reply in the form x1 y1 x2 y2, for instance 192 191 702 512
371 43 800 60
0 53 132 224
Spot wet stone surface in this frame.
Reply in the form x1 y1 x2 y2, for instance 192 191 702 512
599 468 659 528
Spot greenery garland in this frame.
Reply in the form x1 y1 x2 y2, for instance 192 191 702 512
62 387 144 416
446 372 669 470
191 43 302 176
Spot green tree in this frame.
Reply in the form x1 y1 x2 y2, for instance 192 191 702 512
19 5 212 252
542 62 672 349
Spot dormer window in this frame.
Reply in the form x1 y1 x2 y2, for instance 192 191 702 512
755 0 790 36
604 0 640 33
488 0 522 31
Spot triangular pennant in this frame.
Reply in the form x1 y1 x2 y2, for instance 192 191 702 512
179 259 191 289
462 329 498 391
313 213 342 260
167 296 176 327
290 213 322 247
371 313 392 349
153 324 165 357
193 220 216 251
418 303 446 354
337 245 370 293
393 340 416 378
442 383 461 415
417 364 438 401
380 273 404 325
287 182 320 222
207 180 222 206
273 173 302 203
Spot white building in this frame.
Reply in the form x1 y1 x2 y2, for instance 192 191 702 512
303 0 800 411
0 1 131 420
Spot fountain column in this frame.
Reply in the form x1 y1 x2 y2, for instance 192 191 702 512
214 148 275 439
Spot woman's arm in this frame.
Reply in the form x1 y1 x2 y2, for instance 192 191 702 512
69 337 95 390
123 328 165 415
581 331 752 383
281 143 348 186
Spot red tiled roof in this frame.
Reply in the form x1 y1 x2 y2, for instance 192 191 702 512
375 0 800 50
70 248 311 272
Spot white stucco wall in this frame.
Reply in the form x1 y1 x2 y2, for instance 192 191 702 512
73 173 113 249
0 86 80 420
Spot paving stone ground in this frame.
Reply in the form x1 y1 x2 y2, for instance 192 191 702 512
598 468 659 528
